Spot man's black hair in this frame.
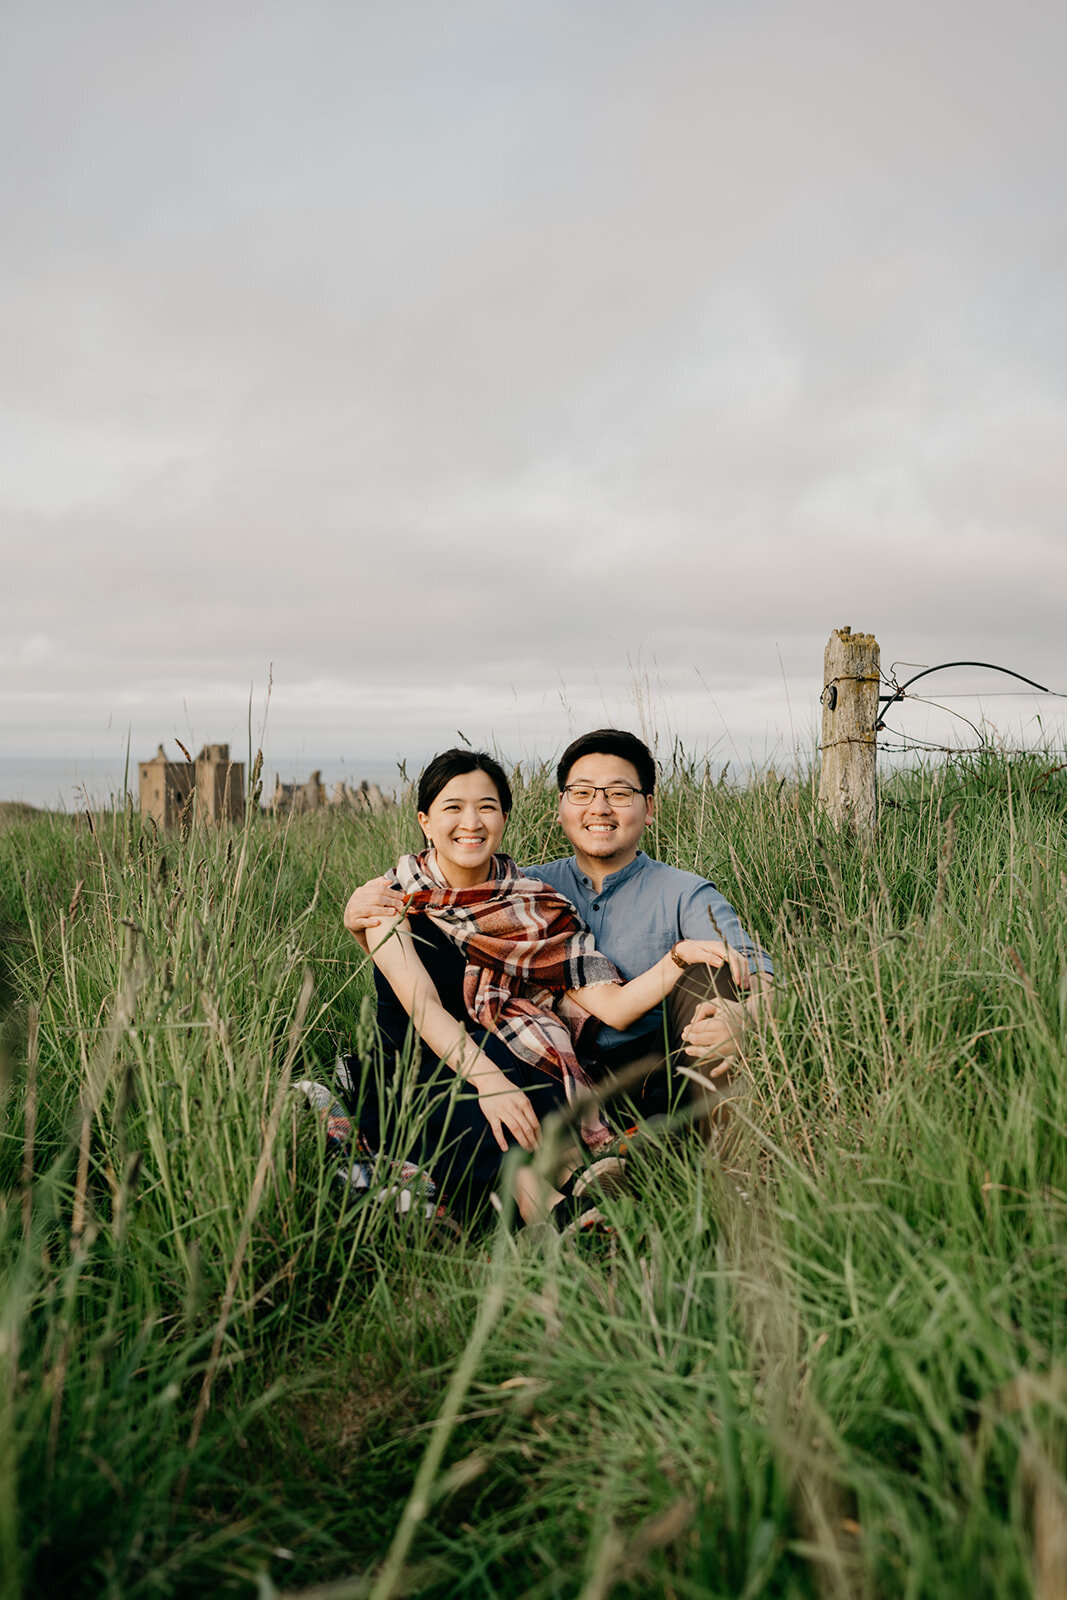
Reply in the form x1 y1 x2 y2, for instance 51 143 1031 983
416 748 513 816
556 729 657 795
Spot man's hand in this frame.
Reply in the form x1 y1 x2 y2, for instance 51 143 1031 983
343 876 407 937
680 998 750 1077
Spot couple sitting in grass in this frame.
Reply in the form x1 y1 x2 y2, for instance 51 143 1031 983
341 728 774 1235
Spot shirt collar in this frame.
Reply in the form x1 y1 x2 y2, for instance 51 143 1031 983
571 850 648 891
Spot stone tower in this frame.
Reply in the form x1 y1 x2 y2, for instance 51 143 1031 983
138 743 245 826
138 745 195 828
195 744 245 825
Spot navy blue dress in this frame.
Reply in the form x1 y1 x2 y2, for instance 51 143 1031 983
357 913 571 1210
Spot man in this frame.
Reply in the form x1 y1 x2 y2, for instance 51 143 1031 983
343 728 774 1127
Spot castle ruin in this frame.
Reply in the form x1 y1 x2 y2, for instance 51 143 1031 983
139 744 245 827
269 772 392 816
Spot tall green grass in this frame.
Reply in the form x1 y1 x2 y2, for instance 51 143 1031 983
1 750 1065 1597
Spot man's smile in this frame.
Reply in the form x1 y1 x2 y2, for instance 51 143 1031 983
557 754 654 880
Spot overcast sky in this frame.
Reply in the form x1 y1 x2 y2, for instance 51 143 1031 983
2 0 1065 793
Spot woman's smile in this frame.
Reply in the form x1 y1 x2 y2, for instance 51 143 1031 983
417 769 507 887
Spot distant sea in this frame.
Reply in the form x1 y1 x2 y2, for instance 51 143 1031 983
0 756 408 813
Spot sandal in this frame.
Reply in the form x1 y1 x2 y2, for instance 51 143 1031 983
551 1193 615 1241
570 1154 629 1201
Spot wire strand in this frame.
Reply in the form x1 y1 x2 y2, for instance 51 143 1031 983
874 659 1065 734
879 660 1052 702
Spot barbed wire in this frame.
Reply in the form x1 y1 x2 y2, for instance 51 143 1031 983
882 744 1004 756
877 722 1056 757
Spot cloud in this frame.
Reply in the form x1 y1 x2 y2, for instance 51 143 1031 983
1 0 1065 778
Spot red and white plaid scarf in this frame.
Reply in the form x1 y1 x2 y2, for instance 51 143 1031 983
390 850 621 1145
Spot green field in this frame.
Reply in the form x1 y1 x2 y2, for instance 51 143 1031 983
1 751 1066 1599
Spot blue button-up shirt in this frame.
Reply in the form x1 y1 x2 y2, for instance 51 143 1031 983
521 850 773 1050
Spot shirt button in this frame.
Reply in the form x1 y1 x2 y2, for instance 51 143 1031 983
592 903 600 911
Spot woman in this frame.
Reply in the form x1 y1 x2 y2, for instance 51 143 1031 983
346 749 738 1230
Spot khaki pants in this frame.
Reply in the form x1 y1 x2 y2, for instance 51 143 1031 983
590 963 744 1138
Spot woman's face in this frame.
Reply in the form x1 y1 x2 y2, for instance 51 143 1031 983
418 769 507 887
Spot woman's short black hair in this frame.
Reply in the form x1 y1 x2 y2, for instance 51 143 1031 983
416 749 513 816
556 728 657 795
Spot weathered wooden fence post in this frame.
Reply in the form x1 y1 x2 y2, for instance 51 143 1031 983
817 626 880 837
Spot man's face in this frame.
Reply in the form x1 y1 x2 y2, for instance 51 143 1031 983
557 753 653 873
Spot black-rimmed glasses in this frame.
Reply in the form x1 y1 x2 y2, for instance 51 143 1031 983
561 783 645 807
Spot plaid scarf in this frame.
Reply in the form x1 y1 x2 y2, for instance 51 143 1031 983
390 850 621 1144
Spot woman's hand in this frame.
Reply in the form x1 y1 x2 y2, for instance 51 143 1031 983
673 940 753 990
569 937 757 1031
467 1059 541 1153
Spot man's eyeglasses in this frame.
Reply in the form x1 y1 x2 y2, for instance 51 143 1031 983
561 784 645 807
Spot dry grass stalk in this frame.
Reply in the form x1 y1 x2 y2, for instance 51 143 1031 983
179 969 314 1487
577 1497 695 1600
71 926 145 1240
1022 1440 1067 1600
21 1004 39 1242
